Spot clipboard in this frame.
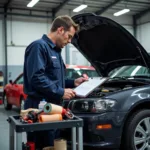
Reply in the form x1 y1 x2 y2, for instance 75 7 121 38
74 77 109 97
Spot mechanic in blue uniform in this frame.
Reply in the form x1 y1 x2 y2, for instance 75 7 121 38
23 15 88 149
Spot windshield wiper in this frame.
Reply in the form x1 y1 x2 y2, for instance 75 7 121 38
122 75 150 79
110 75 150 81
109 76 129 80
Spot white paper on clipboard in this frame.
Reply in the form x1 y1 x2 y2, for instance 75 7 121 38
74 77 108 97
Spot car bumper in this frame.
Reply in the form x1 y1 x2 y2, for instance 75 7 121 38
62 111 126 149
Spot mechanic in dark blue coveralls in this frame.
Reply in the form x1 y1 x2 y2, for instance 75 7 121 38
23 15 88 149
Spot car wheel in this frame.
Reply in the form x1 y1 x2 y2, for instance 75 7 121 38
3 94 12 110
122 109 150 150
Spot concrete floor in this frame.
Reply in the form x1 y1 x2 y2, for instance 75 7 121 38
0 104 26 150
0 104 118 150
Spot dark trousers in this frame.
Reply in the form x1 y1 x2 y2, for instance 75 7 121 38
24 97 60 149
27 129 60 148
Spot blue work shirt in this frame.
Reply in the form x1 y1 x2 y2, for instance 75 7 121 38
23 34 75 105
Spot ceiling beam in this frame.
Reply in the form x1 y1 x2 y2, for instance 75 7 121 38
4 0 13 9
134 7 150 19
129 1 150 5
95 0 122 15
8 7 52 13
53 0 71 16
0 12 52 18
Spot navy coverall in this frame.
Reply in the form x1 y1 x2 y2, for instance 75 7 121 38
23 34 75 148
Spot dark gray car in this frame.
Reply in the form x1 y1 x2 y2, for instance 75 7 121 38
63 13 150 150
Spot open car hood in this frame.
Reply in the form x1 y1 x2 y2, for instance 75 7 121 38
71 13 150 76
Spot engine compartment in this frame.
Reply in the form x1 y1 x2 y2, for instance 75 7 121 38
63 79 149 109
84 79 149 98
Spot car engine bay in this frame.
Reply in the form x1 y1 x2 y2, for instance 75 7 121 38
82 79 149 98
63 79 150 109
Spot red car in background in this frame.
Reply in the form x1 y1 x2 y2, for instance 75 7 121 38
3 73 27 110
3 65 98 110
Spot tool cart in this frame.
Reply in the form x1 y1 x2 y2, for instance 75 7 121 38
7 115 83 150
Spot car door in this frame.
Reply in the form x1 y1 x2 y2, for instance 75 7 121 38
10 75 23 106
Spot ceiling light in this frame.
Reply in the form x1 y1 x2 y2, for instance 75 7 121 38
27 0 39 8
73 4 88 12
114 9 130 16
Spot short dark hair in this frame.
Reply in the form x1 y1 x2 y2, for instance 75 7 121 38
51 15 79 32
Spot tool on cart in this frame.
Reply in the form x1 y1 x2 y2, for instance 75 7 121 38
22 142 35 150
43 103 67 115
39 114 63 122
42 146 54 150
54 139 67 150
20 103 74 123
20 109 44 123
65 109 75 119
20 108 40 117
43 103 74 119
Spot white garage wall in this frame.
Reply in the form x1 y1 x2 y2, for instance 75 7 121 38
123 25 133 35
102 13 133 25
137 12 150 25
69 44 89 66
103 13 133 35
7 47 25 66
7 21 47 46
0 18 3 65
0 16 5 66
136 11 150 53
7 19 49 65
137 23 150 53
0 15 5 78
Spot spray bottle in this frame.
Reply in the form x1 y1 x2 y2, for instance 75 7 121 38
38 99 47 111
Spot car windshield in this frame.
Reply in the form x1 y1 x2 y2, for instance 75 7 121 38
66 68 99 79
109 65 150 78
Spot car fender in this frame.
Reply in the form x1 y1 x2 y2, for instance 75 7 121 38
119 98 150 140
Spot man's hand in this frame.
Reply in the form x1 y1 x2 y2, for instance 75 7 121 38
74 74 89 87
63 88 76 100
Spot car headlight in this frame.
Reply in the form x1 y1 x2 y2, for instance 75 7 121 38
68 99 117 113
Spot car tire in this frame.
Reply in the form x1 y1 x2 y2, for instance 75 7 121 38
122 109 150 150
3 94 12 110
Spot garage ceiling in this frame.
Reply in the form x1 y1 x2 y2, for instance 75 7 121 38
0 0 150 18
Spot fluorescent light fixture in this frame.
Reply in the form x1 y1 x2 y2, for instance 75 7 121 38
27 0 39 7
114 9 130 16
73 4 87 12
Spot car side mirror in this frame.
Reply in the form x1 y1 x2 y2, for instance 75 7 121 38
9 80 13 84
